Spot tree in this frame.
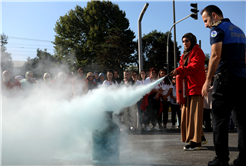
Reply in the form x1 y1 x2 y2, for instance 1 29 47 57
1 33 13 72
137 30 181 72
23 49 62 79
205 53 210 67
94 28 136 74
53 1 135 72
126 65 138 72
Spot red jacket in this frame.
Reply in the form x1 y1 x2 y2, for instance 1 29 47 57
176 44 205 96
140 92 163 116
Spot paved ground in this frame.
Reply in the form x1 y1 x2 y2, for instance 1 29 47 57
118 129 238 166
51 125 239 166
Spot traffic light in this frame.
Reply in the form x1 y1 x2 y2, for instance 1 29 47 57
190 3 199 20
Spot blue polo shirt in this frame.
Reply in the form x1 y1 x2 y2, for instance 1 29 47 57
210 18 246 78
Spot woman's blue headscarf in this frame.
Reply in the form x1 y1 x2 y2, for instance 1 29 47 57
99 73 105 79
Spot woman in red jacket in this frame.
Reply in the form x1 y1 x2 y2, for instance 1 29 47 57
171 33 207 151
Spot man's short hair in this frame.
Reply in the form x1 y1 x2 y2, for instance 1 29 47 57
107 69 114 74
200 5 223 17
124 70 130 73
131 70 138 75
25 71 33 78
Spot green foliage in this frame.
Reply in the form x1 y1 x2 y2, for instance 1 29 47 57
1 33 13 72
205 53 210 67
136 30 181 71
53 1 135 73
126 65 138 72
95 28 135 74
23 49 61 79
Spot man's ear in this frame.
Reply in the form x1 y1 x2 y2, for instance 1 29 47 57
212 12 217 19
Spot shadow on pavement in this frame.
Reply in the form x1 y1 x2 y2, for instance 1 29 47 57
92 164 179 166
202 146 238 152
128 129 181 135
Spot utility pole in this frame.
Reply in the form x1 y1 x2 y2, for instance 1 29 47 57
173 0 177 70
138 3 149 73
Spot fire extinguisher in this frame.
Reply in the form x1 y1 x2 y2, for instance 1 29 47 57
176 75 186 104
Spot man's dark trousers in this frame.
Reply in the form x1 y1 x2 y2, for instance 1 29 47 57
212 75 246 162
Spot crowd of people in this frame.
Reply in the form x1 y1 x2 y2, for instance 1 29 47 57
1 67 182 132
2 58 213 150
1 4 245 166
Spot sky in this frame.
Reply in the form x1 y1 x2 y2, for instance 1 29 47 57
0 0 245 64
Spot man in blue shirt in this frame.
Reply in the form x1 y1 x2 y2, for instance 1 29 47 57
201 5 246 166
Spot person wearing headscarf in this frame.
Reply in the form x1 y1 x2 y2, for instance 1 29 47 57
98 73 105 85
43 73 51 83
171 33 206 151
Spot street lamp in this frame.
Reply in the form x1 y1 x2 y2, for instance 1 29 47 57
138 3 149 73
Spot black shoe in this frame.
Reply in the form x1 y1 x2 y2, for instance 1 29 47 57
183 141 201 151
202 135 208 145
208 157 229 166
233 157 246 166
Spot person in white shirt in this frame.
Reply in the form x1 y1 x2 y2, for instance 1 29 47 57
170 76 181 130
132 70 145 131
137 70 146 85
135 70 151 131
102 69 119 131
144 68 160 131
102 69 118 86
20 71 37 97
120 70 137 131
131 70 138 85
157 69 173 130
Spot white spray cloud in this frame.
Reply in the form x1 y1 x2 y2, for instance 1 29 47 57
1 77 164 165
